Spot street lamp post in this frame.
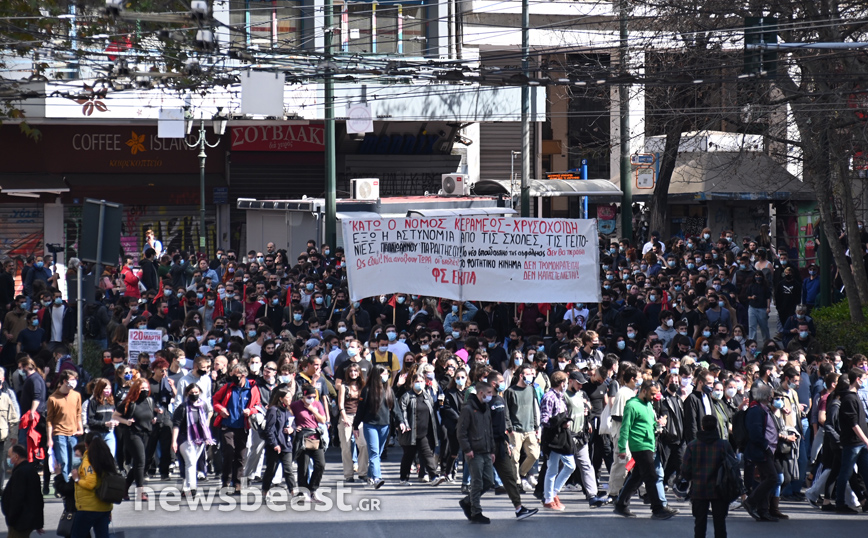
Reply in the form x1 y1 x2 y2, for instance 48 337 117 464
185 107 228 254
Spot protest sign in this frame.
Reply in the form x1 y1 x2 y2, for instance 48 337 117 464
342 217 600 303
128 328 163 364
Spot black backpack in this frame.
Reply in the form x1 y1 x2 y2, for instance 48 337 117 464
714 444 743 502
730 408 748 451
83 304 101 339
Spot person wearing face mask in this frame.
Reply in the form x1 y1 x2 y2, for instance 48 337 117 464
504 365 541 490
2 443 45 537
242 326 268 361
831 368 868 514
456 381 497 523
656 373 685 489
212 364 262 495
781 304 814 348
372 333 401 384
255 290 284 333
443 301 478 334
86 378 119 456
774 268 801 335
439 367 469 480
145 359 176 480
744 271 771 344
46 370 83 482
353 365 395 489
396 372 445 486
337 363 369 482
385 323 411 360
799 263 820 311
742 385 792 522
654 312 677 350
172 383 214 497
785 321 822 356
113 378 154 501
16 312 45 357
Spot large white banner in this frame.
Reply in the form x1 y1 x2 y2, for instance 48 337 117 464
342 217 601 303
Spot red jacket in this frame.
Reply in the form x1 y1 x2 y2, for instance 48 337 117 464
121 266 142 299
19 411 45 462
212 378 261 429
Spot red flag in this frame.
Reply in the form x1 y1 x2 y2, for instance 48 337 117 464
152 280 164 304
538 303 551 316
242 284 247 304
213 294 224 320
387 294 397 308
565 302 574 310
285 283 293 307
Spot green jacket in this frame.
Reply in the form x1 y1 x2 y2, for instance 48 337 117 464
618 395 657 453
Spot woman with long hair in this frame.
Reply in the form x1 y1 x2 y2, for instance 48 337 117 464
70 434 117 538
171 383 214 496
261 386 297 498
112 378 154 501
337 363 368 482
86 378 118 456
353 365 394 489
439 366 468 480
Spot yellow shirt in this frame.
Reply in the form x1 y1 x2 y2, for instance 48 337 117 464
75 451 112 512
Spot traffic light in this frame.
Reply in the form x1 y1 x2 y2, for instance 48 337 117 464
744 16 778 76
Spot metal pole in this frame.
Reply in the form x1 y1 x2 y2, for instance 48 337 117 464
76 262 83 366
582 159 589 219
94 202 105 285
619 0 632 240
324 1 337 247
520 0 530 217
199 118 207 253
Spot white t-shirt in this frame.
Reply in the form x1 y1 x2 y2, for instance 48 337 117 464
387 341 411 361
51 305 64 342
243 341 262 360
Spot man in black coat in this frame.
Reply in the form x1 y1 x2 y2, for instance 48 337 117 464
1 443 44 536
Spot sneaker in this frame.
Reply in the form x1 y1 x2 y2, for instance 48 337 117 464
461 484 470 494
345 477 356 483
296 491 311 503
470 513 491 524
421 475 430 483
197 472 206 480
526 475 538 487
515 506 538 520
459 498 472 520
613 505 636 518
374 479 385 490
730 499 743 511
589 496 605 508
544 500 565 511
494 486 507 495
430 476 446 487
652 507 677 521
311 491 327 505
521 479 534 492
399 480 411 486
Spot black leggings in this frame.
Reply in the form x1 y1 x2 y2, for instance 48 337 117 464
441 423 460 476
401 434 437 480
124 430 149 489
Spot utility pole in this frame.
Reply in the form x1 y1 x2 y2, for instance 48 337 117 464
520 0 530 217
324 1 337 248
618 0 632 239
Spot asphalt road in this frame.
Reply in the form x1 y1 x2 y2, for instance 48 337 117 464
12 445 865 538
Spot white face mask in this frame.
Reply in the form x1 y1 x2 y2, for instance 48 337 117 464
67 379 78 390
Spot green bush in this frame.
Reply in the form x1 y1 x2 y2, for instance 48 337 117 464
70 340 108 380
811 300 868 356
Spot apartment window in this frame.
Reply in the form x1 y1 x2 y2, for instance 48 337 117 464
230 0 301 49
344 2 426 55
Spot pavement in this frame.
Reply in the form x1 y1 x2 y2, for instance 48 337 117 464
17 446 866 538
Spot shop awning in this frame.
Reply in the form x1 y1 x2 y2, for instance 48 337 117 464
474 178 623 198
0 174 68 196
664 152 815 201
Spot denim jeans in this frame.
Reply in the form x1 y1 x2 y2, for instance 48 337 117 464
100 431 116 459
543 452 576 502
53 434 78 480
363 423 390 480
836 444 868 508
748 306 770 342
70 510 110 538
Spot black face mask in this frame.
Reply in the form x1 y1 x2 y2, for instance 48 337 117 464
668 383 679 394
188 393 200 401
196 369 208 376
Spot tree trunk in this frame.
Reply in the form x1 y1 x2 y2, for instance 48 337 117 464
834 157 868 305
648 121 684 236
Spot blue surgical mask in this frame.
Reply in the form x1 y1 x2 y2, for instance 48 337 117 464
420 344 430 351
72 456 82 468
514 358 522 366
31 319 39 326
720 345 729 355
197 293 204 300
451 305 458 314
702 330 711 338
54 297 62 305
487 342 496 349
208 339 216 347
451 330 460 339
482 395 493 403
314 297 324 305
498 382 507 392
293 313 303 322
455 377 466 387
272 298 280 306
413 382 424 392
773 399 784 409
248 330 257 339
799 331 809 339
278 375 292 384
36 261 44 268
396 297 405 304
207 299 215 307
306 283 315 291
538 345 545 352
627 332 636 339
177 290 184 297
617 341 626 350
5 457 12 468
387 331 397 341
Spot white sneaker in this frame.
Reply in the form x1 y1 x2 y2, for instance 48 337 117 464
197 472 206 480
421 475 430 483
399 480 411 486
430 476 446 487
526 475 538 487
521 479 533 492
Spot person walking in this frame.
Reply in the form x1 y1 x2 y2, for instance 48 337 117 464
682 415 745 538
70 435 115 538
46 370 83 483
742 384 780 521
171 383 214 496
290 385 327 502
1 443 44 537
212 364 261 494
457 381 496 524
353 365 394 489
540 371 576 511
113 378 154 501
612 380 678 520
396 372 445 485
261 386 296 498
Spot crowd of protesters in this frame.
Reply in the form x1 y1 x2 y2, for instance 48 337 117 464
0 226 867 535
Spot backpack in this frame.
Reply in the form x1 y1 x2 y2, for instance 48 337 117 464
83 304 101 339
714 444 743 502
373 351 395 369
96 472 127 504
730 408 748 451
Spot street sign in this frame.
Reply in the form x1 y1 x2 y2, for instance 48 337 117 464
636 168 655 189
630 154 655 165
213 187 228 204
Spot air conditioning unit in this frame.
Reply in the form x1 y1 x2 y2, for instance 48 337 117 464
441 174 472 196
351 178 380 200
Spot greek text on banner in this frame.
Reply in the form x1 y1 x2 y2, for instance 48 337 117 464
341 217 601 303
128 329 163 364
